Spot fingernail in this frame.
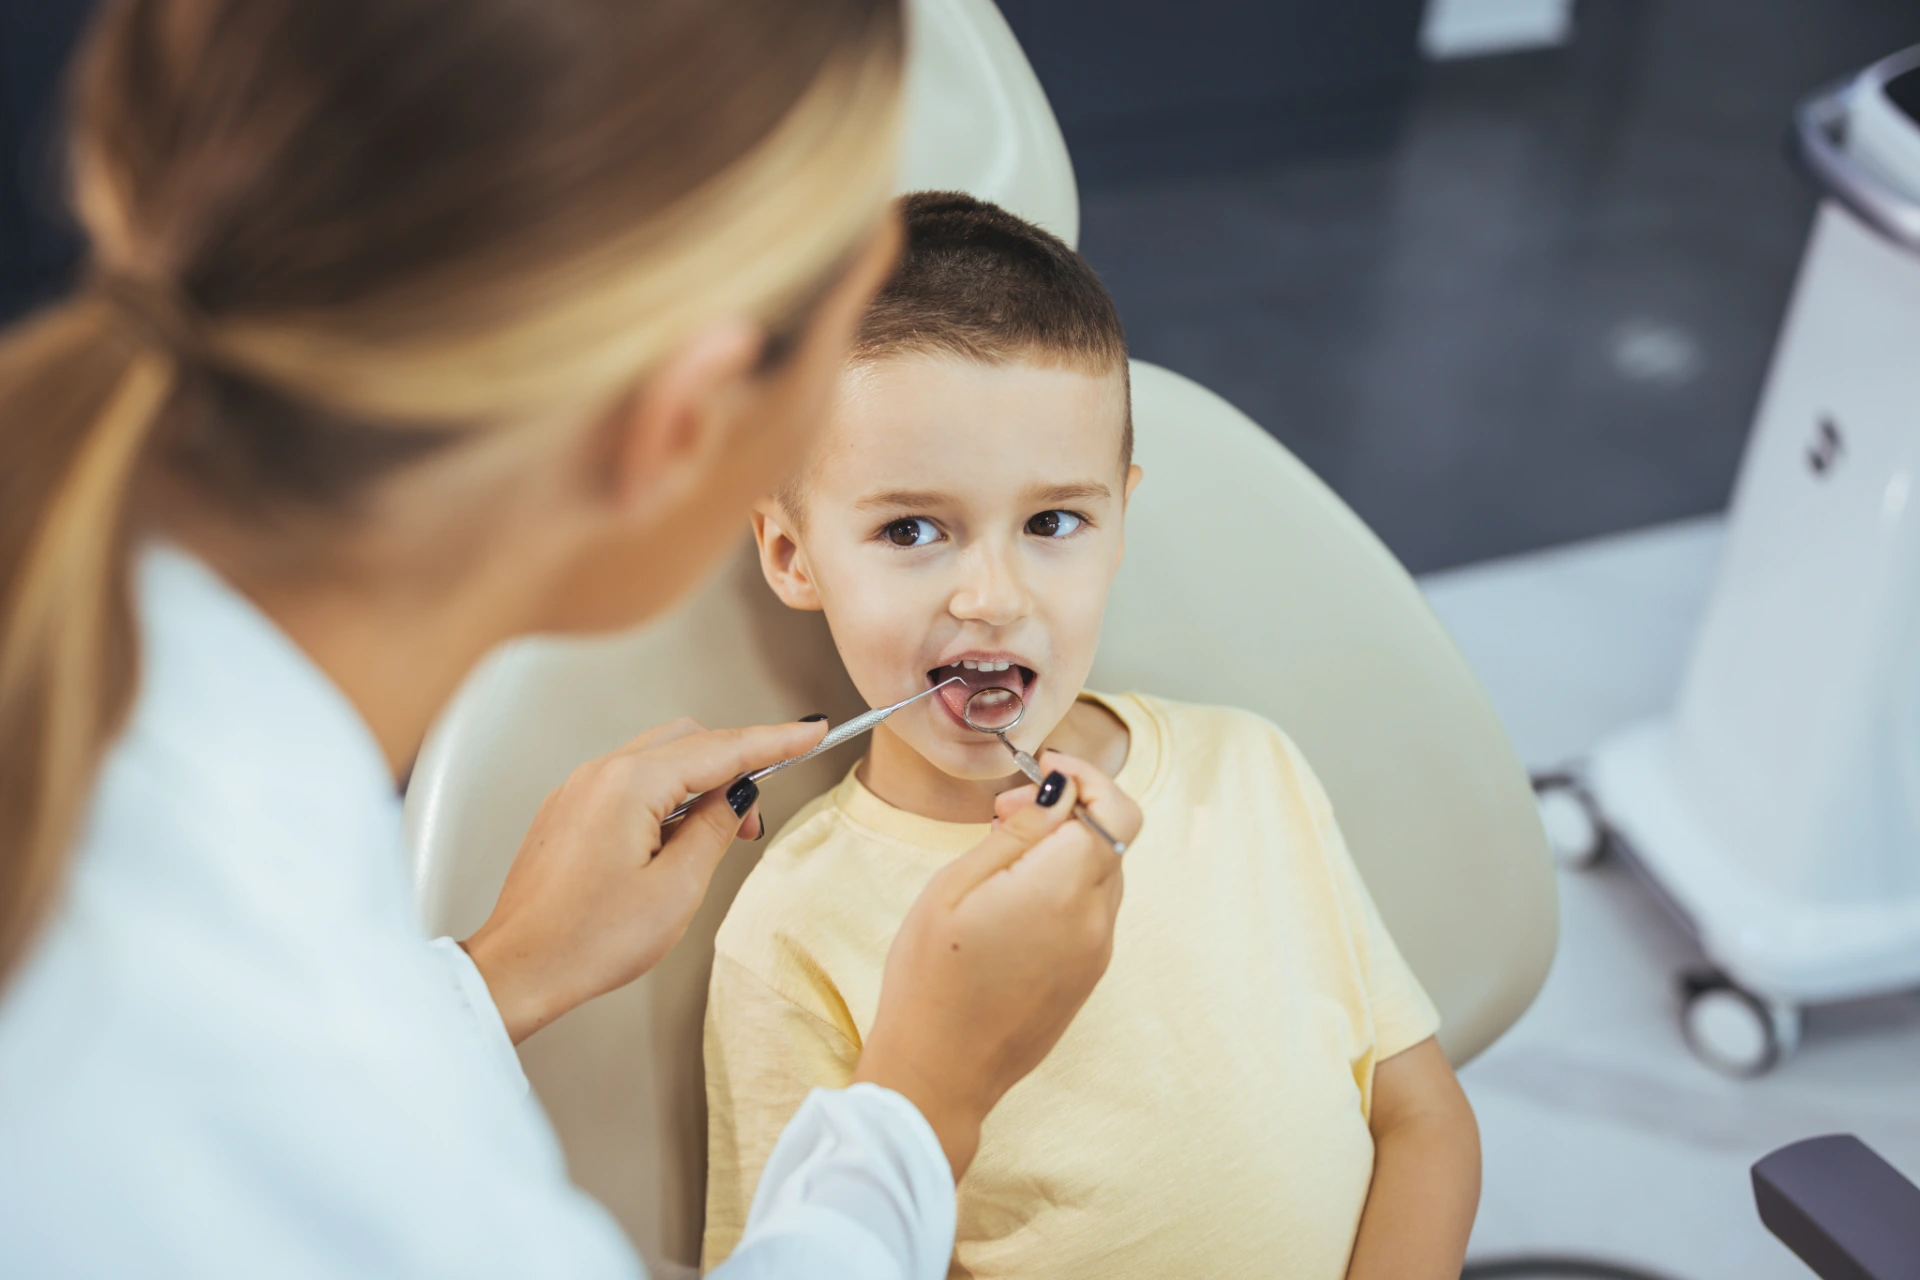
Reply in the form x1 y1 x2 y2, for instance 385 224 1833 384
727 776 759 817
753 816 768 841
799 713 828 723
1036 771 1067 808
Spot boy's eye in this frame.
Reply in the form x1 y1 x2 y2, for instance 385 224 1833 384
1025 510 1083 538
882 517 941 548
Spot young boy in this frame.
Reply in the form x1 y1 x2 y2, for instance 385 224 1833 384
703 192 1480 1279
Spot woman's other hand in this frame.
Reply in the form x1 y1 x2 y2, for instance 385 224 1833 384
852 751 1140 1178
462 715 828 1044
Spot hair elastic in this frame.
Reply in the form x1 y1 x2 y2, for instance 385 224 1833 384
94 273 207 363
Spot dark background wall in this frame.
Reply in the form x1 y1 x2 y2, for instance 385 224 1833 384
0 0 92 323
1050 1 1920 572
8 2 1920 573
997 0 1429 183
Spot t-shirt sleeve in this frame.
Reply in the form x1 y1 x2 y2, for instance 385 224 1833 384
1289 740 1442 1080
703 950 862 1272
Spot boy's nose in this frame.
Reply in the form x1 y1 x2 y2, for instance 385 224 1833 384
948 543 1032 627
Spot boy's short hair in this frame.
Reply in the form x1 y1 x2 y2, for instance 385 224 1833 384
854 191 1130 391
777 192 1132 522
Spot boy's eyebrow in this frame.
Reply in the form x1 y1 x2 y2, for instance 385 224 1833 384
853 481 1116 512
1023 480 1113 505
853 488 957 512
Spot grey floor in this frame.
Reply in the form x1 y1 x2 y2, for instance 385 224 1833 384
1421 523 1920 1279
1079 0 1920 574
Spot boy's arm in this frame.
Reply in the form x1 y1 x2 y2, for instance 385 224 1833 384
704 952 862 1271
1345 1036 1481 1280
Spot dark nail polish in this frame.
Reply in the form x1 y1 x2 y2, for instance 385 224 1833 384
753 816 768 841
799 713 829 723
727 775 759 818
1036 771 1067 808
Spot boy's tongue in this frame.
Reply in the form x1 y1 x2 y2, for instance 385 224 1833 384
932 662 1026 722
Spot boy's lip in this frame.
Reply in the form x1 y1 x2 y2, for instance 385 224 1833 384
924 651 1037 729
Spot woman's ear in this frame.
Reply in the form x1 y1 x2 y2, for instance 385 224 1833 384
751 501 823 610
593 318 766 519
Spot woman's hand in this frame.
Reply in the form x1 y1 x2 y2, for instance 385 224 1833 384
462 715 828 1044
852 751 1140 1178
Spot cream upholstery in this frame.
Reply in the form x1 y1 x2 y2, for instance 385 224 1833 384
1100 364 1555 1061
896 0 1078 243
404 0 1555 1270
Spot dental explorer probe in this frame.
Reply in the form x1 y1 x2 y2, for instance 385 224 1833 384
961 687 1128 854
658 676 966 832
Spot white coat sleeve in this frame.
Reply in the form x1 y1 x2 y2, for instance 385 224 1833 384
428 936 531 1096
434 937 954 1279
713 1084 957 1280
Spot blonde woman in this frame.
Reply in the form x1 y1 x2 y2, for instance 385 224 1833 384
0 2 1134 1277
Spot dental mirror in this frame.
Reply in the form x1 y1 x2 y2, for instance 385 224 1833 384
960 685 1025 734
962 687 1127 854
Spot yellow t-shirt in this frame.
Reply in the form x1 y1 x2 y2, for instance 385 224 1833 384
702 692 1439 1279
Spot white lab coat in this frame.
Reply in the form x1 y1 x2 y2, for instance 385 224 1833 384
0 548 955 1279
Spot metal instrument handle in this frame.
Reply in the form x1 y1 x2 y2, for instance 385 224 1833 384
658 679 962 830
746 703 895 785
996 735 1127 855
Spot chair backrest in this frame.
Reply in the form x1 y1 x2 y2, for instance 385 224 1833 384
404 3 1556 1270
895 0 1078 244
1098 363 1556 1061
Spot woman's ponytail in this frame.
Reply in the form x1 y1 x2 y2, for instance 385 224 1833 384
0 0 903 991
0 296 174 983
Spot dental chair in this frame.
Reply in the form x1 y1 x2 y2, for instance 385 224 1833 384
403 2 1557 1273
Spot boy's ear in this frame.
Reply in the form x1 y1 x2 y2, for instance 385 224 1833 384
751 500 824 611
1110 464 1144 579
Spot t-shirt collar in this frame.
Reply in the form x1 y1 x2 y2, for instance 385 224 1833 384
832 690 1161 858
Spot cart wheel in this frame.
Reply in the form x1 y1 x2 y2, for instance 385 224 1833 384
1533 775 1606 870
1680 971 1801 1077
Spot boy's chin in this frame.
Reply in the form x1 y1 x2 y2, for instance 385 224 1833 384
908 712 1066 783
916 736 1027 783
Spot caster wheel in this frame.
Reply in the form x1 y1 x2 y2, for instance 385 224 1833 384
1680 971 1801 1077
1532 774 1606 870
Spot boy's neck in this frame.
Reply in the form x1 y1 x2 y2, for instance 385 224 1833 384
858 696 1131 825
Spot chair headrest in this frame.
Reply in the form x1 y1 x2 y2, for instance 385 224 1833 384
896 0 1079 245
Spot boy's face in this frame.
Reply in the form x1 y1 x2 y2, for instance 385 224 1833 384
755 353 1140 780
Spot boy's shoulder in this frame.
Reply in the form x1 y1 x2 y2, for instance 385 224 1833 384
1110 687 1284 741
713 773 923 971
718 782 852 920
760 782 847 864
1107 690 1332 824
1112 690 1309 767
1137 690 1283 736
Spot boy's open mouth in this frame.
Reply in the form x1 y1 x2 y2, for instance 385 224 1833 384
926 659 1036 727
